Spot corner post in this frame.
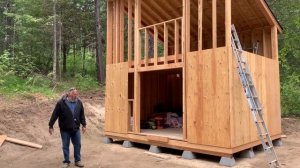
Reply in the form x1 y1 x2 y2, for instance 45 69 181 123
133 0 141 133
182 0 190 140
106 0 114 64
225 0 231 48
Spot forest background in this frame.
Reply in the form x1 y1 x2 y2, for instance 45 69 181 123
0 0 299 116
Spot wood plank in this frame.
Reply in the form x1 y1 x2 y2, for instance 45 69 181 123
147 135 169 143
127 0 133 67
6 137 42 149
212 0 217 48
115 0 120 63
120 0 125 62
138 62 183 72
186 48 230 148
225 0 231 47
174 19 180 62
164 22 168 64
105 63 129 133
182 0 190 141
144 151 170 159
271 26 278 60
134 0 141 133
230 51 281 147
0 135 7 147
106 1 113 64
263 28 267 57
198 0 203 50
154 26 158 66
144 29 149 66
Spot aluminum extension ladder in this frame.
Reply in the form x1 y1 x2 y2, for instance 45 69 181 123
231 25 280 168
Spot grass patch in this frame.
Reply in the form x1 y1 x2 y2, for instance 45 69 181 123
0 74 102 100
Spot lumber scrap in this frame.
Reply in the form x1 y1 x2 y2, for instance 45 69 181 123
0 135 7 147
5 137 43 149
144 151 170 160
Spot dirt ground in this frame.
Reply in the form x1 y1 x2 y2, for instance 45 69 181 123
0 92 299 168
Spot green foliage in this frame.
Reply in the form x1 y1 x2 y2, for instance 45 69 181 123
0 73 100 99
267 0 300 116
281 74 300 117
0 51 11 76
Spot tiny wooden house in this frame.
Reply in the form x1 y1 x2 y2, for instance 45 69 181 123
104 0 282 165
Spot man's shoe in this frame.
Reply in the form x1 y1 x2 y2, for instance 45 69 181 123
62 163 70 168
75 161 84 167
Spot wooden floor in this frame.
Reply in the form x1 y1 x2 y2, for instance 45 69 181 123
141 128 183 140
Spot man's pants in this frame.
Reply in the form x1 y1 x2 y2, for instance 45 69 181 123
60 130 81 163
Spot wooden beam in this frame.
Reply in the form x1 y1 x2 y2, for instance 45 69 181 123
175 19 180 62
271 26 278 60
154 26 158 66
106 1 113 64
115 0 120 63
182 0 190 141
212 0 217 48
184 0 190 53
6 137 42 149
112 1 116 63
138 62 183 72
263 28 267 57
134 0 141 133
120 0 125 62
164 23 169 64
198 0 203 50
144 29 149 66
0 135 7 147
225 0 231 47
128 0 133 67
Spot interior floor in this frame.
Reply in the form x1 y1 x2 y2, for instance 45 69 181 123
141 128 183 140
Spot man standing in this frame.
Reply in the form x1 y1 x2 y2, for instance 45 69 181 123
49 87 86 168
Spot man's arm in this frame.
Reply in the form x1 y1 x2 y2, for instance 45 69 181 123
80 103 86 128
49 102 60 129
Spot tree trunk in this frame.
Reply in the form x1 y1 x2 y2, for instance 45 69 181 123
82 42 86 77
63 44 67 74
52 0 57 82
95 0 105 84
73 43 76 77
57 21 62 81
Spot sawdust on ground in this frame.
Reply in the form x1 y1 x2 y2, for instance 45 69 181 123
0 91 299 168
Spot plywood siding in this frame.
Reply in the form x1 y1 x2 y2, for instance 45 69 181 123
230 51 281 147
105 63 129 133
186 47 231 148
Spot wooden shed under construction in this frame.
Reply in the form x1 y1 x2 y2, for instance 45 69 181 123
104 0 282 166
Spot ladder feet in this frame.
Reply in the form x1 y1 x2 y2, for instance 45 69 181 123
182 151 196 160
239 148 255 159
219 156 236 167
122 140 134 148
273 138 283 147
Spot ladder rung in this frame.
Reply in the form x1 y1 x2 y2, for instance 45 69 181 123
247 95 258 98
255 120 264 123
260 133 269 136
